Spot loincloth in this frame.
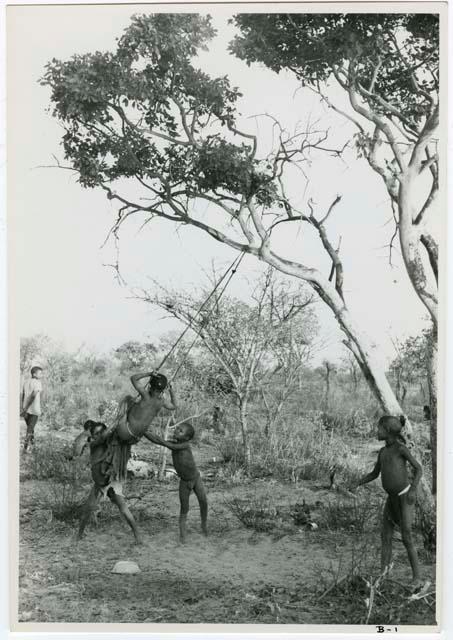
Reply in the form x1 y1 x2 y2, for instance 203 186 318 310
385 486 413 528
94 432 132 485
96 479 124 499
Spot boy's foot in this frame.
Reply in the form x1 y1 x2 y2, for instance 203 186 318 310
133 536 144 546
410 579 429 594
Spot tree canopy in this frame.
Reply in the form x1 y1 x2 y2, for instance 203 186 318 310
41 14 276 206
231 14 438 129
231 13 440 327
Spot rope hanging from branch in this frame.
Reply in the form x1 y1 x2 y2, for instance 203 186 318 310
157 251 246 380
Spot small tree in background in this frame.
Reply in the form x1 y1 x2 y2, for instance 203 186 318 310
114 340 157 371
139 268 317 467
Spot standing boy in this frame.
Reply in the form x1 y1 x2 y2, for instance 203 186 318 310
146 422 208 543
21 366 43 453
351 415 423 589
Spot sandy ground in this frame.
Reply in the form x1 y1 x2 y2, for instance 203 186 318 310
17 424 436 625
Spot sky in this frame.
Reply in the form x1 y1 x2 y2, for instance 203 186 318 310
7 4 436 367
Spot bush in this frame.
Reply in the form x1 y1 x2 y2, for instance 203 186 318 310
224 494 283 533
315 537 435 625
26 437 91 522
415 501 436 557
320 495 381 533
320 408 372 436
250 415 367 485
215 435 246 468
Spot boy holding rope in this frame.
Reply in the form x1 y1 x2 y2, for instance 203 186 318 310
74 370 178 541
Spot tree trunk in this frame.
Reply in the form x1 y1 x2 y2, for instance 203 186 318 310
238 397 251 469
398 174 438 326
426 328 437 494
324 363 331 411
261 234 404 417
158 415 174 481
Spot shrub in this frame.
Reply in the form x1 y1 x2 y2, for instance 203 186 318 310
315 537 435 625
215 435 246 468
26 437 91 522
320 408 372 436
250 415 367 485
320 495 381 533
415 500 436 557
224 494 283 533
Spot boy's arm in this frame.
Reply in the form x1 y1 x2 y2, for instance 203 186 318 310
22 379 42 415
400 445 423 502
352 452 382 489
91 423 116 445
143 431 189 451
20 387 25 415
22 391 37 415
162 382 178 411
130 370 156 399
72 430 91 457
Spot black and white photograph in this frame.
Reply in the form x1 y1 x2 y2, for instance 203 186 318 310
7 3 445 630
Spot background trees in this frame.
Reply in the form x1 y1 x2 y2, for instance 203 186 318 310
139 269 317 466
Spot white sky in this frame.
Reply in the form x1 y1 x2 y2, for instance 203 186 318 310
8 4 435 366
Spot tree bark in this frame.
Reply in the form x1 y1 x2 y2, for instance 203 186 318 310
158 415 174 481
238 397 251 469
398 174 438 326
426 328 438 494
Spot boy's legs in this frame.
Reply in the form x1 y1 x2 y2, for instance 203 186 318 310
381 497 395 574
194 476 208 536
400 495 421 586
23 413 38 452
107 487 143 544
178 480 191 543
78 486 102 539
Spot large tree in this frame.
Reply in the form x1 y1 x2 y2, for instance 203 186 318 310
41 13 418 434
231 12 440 489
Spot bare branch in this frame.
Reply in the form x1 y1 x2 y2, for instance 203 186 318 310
227 120 258 158
319 194 342 226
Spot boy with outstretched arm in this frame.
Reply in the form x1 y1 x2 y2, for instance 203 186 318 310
351 415 423 589
145 422 207 543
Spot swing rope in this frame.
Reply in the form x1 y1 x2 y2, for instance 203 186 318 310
155 250 245 379
169 251 246 381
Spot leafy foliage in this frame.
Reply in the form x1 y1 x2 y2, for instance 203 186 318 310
41 14 277 205
231 13 439 128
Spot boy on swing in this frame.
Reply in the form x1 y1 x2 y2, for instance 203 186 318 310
75 370 178 542
351 415 424 590
145 422 208 543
